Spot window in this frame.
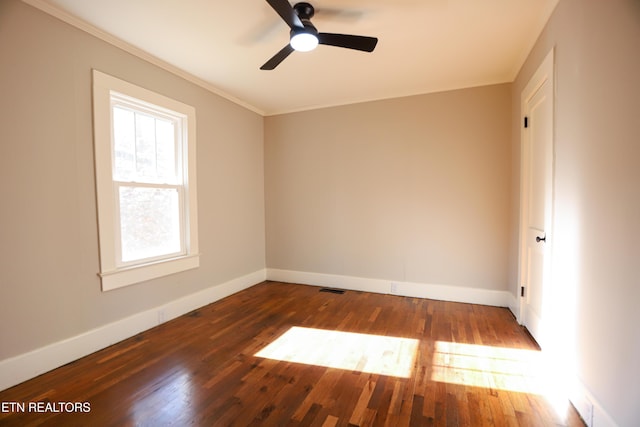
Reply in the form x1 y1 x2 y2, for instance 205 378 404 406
93 70 199 291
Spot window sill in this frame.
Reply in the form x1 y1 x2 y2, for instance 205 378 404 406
99 254 200 291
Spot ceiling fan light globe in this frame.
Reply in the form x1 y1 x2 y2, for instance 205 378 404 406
290 32 318 52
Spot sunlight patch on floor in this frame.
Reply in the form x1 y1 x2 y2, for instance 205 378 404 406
255 326 419 378
431 341 548 394
431 340 575 420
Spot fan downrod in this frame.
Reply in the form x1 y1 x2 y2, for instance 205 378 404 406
293 2 315 20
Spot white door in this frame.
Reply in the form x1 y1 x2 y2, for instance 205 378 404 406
520 50 554 347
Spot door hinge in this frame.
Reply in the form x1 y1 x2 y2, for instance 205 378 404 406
524 116 529 128
521 286 525 297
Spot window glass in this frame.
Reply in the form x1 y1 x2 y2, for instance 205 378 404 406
118 186 182 263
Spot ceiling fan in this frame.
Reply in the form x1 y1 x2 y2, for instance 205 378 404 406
260 0 378 70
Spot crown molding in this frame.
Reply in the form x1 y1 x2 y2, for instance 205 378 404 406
20 0 265 116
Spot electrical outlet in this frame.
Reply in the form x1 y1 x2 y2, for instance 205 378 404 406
390 282 399 295
576 395 594 427
585 399 594 427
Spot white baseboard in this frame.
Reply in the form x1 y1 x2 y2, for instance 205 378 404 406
507 291 520 321
569 376 619 427
266 268 511 307
0 269 266 392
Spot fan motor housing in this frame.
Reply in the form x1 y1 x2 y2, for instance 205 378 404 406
290 22 318 38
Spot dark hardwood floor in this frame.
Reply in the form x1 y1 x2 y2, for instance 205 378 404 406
0 281 585 426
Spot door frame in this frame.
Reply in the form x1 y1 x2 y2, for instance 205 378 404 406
517 48 555 333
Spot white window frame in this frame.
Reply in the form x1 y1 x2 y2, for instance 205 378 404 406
92 70 199 291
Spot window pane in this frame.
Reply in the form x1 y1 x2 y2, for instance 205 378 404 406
135 113 156 179
113 107 135 181
155 119 177 180
119 186 182 263
113 105 178 184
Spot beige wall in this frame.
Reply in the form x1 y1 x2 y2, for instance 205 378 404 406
3 0 638 424
265 84 512 291
510 0 640 425
0 1 265 359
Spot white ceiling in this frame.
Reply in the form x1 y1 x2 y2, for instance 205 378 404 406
27 0 559 115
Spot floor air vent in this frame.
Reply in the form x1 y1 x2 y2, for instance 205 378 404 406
319 288 345 294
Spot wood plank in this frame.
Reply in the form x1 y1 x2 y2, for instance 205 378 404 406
348 379 376 426
0 281 585 426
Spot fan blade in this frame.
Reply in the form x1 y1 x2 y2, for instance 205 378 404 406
318 33 378 52
266 0 303 29
260 44 295 70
